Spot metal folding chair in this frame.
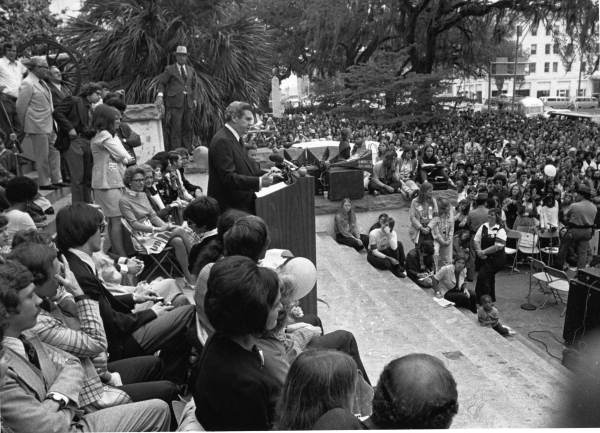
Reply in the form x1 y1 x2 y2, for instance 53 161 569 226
504 229 521 272
516 231 540 266
541 265 570 316
522 257 554 310
121 218 183 282
539 230 560 266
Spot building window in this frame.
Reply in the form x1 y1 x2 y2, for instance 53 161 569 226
529 63 536 73
553 43 559 54
544 62 550 73
545 44 551 54
545 27 551 36
531 26 537 36
578 89 586 96
553 62 558 73
531 44 537 55
557 89 569 97
582 62 587 72
566 63 572 72
537 90 550 97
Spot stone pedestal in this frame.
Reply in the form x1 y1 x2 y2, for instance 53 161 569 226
123 104 164 163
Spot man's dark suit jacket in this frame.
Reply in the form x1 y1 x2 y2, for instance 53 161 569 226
157 63 197 109
207 126 263 213
54 95 95 139
64 250 155 361
49 83 70 151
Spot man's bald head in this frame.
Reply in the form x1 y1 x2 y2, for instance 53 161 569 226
370 353 458 429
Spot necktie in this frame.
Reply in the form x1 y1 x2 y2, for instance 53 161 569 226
180 65 187 81
19 335 40 369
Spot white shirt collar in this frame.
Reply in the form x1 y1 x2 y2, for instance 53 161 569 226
69 248 96 274
199 227 218 242
225 123 240 142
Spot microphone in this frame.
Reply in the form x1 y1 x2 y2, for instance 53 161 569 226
269 154 298 170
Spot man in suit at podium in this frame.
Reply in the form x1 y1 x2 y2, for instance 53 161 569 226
207 101 273 214
156 45 197 152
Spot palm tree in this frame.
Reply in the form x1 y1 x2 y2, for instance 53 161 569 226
61 0 273 142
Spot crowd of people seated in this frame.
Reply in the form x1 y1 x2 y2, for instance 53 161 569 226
0 190 462 430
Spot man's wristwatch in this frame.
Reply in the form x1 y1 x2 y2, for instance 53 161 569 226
47 392 68 409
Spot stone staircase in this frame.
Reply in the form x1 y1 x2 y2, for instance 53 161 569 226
315 232 572 428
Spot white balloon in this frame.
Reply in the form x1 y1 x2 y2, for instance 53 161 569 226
544 164 557 178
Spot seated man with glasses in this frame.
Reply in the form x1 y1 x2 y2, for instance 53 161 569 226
57 202 197 386
119 165 195 284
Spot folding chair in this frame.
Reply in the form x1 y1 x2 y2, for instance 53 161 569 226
539 230 560 266
121 218 183 282
516 231 540 268
540 265 570 316
504 229 521 272
522 257 555 310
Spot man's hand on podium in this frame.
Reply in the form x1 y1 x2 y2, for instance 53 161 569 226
261 172 274 187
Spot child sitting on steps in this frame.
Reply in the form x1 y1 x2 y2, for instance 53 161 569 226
477 294 515 337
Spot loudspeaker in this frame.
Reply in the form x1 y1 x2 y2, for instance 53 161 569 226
284 148 305 165
563 279 600 347
328 167 364 201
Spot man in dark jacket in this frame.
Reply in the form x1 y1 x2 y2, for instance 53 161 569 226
155 45 198 152
207 101 273 213
54 82 101 203
56 202 197 384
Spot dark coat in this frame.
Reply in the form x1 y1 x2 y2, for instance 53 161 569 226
207 126 263 213
48 83 70 151
157 63 197 109
63 251 155 361
54 95 95 139
193 333 281 431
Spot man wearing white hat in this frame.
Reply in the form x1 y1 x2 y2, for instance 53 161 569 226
156 45 198 152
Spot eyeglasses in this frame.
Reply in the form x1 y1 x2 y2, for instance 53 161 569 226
131 177 145 183
98 222 106 234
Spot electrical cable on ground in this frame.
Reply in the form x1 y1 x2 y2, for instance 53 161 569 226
527 330 564 361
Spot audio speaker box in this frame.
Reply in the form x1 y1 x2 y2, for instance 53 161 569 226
563 278 600 347
284 148 306 165
328 167 364 201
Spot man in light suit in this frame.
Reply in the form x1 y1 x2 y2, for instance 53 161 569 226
16 56 63 190
156 45 198 152
0 260 171 432
207 101 274 214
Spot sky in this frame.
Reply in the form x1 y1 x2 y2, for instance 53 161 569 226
50 0 82 17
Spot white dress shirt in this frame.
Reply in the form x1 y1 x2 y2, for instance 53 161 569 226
0 57 27 98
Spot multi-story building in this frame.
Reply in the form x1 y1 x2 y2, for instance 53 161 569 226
451 20 598 102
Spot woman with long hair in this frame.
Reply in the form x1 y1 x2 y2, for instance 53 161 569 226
368 150 401 195
334 198 364 251
90 104 134 256
408 181 438 246
277 350 360 430
473 208 507 303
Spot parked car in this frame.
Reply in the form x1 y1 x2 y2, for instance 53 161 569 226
540 96 571 109
569 96 598 110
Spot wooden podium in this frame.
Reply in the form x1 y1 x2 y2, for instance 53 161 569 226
256 176 317 315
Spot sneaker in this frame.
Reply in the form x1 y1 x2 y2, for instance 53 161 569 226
398 271 407 278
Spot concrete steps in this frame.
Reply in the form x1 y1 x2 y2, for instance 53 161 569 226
315 232 571 428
